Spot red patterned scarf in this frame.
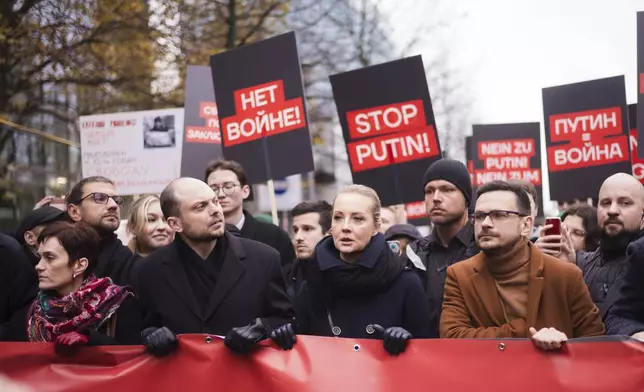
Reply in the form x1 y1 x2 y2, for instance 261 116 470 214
27 275 132 342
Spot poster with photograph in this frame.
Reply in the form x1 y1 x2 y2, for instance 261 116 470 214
79 108 184 195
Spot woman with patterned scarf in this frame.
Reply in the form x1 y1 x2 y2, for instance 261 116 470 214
9 221 142 347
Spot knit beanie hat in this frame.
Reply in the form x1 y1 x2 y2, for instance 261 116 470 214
422 158 473 206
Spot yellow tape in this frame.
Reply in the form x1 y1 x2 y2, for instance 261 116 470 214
0 117 80 148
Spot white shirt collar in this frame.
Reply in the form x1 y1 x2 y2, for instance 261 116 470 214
234 213 246 231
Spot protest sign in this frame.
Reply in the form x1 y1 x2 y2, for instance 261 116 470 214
465 136 474 185
80 108 184 195
405 201 428 226
181 65 223 179
330 56 441 206
637 12 644 157
472 123 543 214
542 76 630 201
209 32 314 185
629 104 644 183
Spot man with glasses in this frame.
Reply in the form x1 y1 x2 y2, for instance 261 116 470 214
440 181 604 349
205 160 295 270
66 176 140 285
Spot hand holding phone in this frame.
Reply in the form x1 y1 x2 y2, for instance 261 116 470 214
544 217 561 237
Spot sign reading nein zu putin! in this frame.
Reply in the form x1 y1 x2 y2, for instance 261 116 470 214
472 123 543 214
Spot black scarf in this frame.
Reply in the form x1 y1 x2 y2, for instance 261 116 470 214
175 235 227 315
311 234 405 298
94 234 139 286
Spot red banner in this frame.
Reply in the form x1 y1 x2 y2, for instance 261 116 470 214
1 336 643 392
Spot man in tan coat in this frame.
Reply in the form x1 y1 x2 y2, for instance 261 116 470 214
440 181 604 350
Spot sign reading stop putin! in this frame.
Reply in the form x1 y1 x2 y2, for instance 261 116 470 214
209 32 314 184
472 123 543 215
331 56 441 206
542 76 630 202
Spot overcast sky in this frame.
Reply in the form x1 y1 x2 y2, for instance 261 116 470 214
383 0 643 207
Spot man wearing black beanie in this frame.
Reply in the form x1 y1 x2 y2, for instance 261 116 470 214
403 158 479 338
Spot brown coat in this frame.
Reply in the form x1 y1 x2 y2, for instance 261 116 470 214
440 243 605 338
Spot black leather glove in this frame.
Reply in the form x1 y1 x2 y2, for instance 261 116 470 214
270 323 297 350
224 318 269 354
142 327 178 357
372 324 412 356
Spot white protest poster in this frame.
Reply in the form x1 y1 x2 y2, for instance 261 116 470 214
256 174 303 212
79 108 185 195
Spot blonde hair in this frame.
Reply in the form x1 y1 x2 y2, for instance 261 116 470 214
334 184 382 224
126 195 161 254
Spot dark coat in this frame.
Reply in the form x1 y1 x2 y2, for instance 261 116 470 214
576 248 629 319
133 232 294 335
7 295 143 345
605 236 644 336
295 237 432 339
0 233 38 341
403 222 480 337
95 234 141 286
240 210 295 270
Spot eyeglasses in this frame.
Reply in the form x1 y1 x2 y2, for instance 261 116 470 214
471 210 527 224
210 182 240 197
79 192 125 206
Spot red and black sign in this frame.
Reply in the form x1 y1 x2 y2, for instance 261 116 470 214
405 201 428 227
181 65 223 179
465 136 474 185
330 56 441 206
629 104 644 184
209 32 314 183
638 12 644 158
542 76 630 201
472 123 543 215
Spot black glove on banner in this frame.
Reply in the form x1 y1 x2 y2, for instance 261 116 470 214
270 323 297 350
372 324 412 356
224 318 269 354
142 327 178 357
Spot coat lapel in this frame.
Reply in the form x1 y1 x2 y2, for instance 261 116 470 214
525 244 544 328
470 256 507 326
204 233 246 320
240 210 257 240
163 244 203 321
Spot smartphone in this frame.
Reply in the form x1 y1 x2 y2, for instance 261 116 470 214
545 217 561 236
387 240 401 255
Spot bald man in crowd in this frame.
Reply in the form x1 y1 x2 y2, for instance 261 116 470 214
536 173 644 318
134 178 294 356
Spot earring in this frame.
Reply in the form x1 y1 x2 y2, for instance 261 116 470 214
73 273 77 279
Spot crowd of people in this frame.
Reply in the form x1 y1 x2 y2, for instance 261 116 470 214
0 157 643 359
